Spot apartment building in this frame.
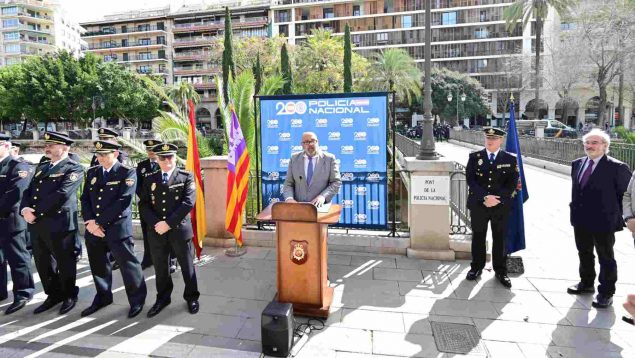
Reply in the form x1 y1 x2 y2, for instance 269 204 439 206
0 0 85 67
81 7 173 85
171 1 269 130
270 0 558 123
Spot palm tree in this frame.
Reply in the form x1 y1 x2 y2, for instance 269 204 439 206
167 81 201 116
371 48 422 104
504 0 576 118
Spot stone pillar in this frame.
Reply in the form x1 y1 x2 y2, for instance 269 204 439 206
403 158 455 260
32 130 39 141
200 156 235 247
91 128 98 140
122 128 131 140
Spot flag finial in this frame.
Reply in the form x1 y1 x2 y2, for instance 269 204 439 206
510 94 515 101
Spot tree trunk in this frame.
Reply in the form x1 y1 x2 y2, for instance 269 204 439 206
21 116 28 134
618 65 624 127
534 14 543 119
598 85 607 128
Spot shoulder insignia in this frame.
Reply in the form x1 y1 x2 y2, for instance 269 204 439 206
35 170 42 177
125 178 135 187
69 173 79 182
18 170 28 178
141 167 146 174
179 169 190 175
151 182 156 191
90 177 97 185
88 165 100 170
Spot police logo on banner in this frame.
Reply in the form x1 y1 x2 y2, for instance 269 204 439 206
267 172 279 180
279 158 290 168
354 159 367 168
341 145 354 155
291 119 303 128
366 172 381 182
291 145 303 153
354 131 367 141
328 131 341 141
267 119 279 128
342 199 354 208
315 118 328 127
341 172 354 181
341 118 354 127
354 214 367 224
279 132 291 141
319 145 328 152
367 117 380 127
367 145 380 155
356 186 367 196
368 200 380 210
267 146 279 155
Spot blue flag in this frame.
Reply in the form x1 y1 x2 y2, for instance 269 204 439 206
505 100 528 254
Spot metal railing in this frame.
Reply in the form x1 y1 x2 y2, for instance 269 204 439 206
450 162 471 234
450 129 635 170
395 133 421 157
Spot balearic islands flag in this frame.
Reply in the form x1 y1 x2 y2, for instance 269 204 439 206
225 106 250 246
186 100 206 259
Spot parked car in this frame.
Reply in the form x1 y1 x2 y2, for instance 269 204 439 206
515 119 578 139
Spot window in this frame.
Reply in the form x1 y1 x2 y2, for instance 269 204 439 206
3 32 19 41
2 19 19 28
4 44 20 53
442 12 456 25
475 27 488 39
476 59 488 70
1 6 18 15
122 53 129 61
480 10 488 22
139 38 151 45
137 24 150 32
402 15 412 28
121 39 128 47
560 23 576 30
138 65 150 73
139 52 151 60
376 32 388 42
323 8 334 19
277 10 289 23
352 34 361 46
156 36 165 45
104 54 117 62
353 5 361 16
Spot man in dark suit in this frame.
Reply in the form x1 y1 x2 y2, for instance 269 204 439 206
568 128 631 308
465 127 519 288
90 128 128 167
0 134 35 314
139 143 200 317
136 139 176 271
20 132 84 314
80 140 146 318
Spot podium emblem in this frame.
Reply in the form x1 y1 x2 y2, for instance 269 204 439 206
290 240 308 265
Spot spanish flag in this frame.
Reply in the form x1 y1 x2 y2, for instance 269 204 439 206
225 106 250 246
186 100 206 259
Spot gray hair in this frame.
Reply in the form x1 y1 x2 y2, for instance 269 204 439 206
582 128 610 153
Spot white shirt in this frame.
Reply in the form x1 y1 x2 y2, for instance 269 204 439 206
486 149 500 161
162 167 176 182
49 154 69 168
303 153 319 179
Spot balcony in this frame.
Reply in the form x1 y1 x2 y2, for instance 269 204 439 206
193 81 216 90
136 67 169 75
83 25 167 37
19 25 52 34
105 53 168 63
17 12 53 22
173 67 219 76
172 17 268 33
173 51 211 62
1 0 51 10
173 36 218 48
88 39 167 51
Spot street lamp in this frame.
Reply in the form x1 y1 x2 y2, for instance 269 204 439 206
416 0 437 160
447 89 466 126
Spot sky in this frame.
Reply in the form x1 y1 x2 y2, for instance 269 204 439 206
58 0 177 24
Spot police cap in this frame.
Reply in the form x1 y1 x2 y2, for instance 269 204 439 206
97 127 119 139
152 142 178 156
483 127 506 138
93 140 121 153
43 131 74 145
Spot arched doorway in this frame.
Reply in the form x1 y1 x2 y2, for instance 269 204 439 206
195 107 212 135
555 97 579 127
215 108 223 130
524 99 548 119
584 97 601 125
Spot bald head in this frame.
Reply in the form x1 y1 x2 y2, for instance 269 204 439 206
301 132 319 157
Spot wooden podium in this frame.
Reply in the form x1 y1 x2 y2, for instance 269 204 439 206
257 202 341 318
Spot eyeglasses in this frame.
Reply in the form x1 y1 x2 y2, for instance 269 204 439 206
158 155 174 161
302 140 317 145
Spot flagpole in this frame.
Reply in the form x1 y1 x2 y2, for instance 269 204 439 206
225 238 246 257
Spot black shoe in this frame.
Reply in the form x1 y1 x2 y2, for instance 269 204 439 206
187 300 199 314
147 300 170 318
5 298 31 315
495 273 512 288
623 316 634 326
567 282 595 295
81 301 112 317
141 261 153 269
466 269 482 281
59 297 77 314
592 294 613 309
169 265 177 274
0 294 7 302
128 304 144 318
112 262 120 271
34 296 62 314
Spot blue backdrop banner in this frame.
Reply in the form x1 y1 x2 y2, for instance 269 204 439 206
259 93 388 229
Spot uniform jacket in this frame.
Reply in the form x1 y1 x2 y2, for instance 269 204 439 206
135 158 159 198
20 156 84 233
570 155 631 233
283 151 341 203
138 167 196 240
80 161 136 241
0 156 34 233
466 149 519 210
90 149 128 167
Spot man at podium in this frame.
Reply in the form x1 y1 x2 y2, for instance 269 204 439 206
283 132 341 207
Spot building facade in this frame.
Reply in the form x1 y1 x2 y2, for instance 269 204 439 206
0 0 85 67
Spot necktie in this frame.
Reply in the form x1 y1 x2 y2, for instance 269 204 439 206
489 153 495 163
579 159 594 188
307 156 314 186
102 170 109 181
162 172 168 184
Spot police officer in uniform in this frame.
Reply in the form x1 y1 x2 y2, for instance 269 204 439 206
0 135 35 314
20 131 84 314
80 140 146 318
139 143 200 317
465 127 519 288
90 128 129 167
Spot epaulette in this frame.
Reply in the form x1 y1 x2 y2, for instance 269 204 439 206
178 169 191 175
121 164 132 170
88 165 100 170
469 150 482 156
508 152 517 157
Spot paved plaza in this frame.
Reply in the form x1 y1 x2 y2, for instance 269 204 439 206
0 141 634 357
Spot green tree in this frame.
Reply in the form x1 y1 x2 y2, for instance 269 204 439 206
222 7 235 104
281 43 293 94
343 24 352 93
167 81 201 117
370 48 422 104
504 0 576 118
253 53 262 95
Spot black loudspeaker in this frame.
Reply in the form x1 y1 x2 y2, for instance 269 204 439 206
261 301 294 357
